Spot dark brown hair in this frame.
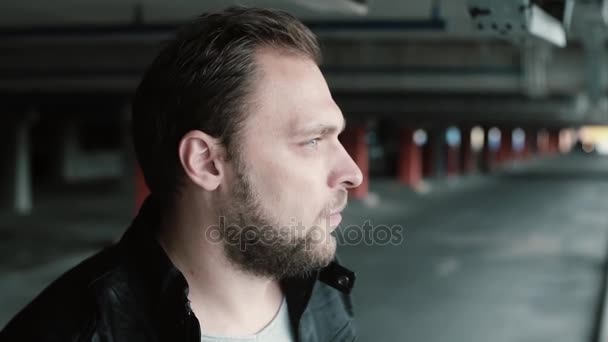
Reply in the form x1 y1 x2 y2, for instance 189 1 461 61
132 6 321 202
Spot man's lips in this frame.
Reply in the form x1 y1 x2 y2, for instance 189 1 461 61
325 201 347 228
329 201 347 216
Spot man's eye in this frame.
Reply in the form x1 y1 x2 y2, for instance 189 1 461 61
306 138 321 148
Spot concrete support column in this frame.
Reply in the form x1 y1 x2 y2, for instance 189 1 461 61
15 118 33 214
480 127 493 173
397 128 423 189
60 120 80 182
1 111 36 214
548 129 560 154
422 131 435 178
460 127 474 174
497 127 513 165
424 127 445 178
521 129 534 159
537 130 549 155
342 124 369 199
446 144 460 177
529 129 539 157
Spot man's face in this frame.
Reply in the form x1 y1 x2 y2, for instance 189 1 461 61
217 48 363 279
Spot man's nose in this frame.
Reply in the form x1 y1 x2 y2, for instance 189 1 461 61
331 143 364 190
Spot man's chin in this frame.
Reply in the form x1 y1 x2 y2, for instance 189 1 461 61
316 235 337 266
224 233 337 279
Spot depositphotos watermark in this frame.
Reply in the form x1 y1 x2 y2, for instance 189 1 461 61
205 217 405 251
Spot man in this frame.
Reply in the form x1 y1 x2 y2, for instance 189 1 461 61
1 6 363 342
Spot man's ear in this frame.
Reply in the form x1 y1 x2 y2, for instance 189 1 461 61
178 130 225 191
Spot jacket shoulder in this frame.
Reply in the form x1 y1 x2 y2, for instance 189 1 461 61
0 245 126 341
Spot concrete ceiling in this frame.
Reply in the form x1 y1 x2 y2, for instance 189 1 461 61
0 0 444 26
2 0 608 125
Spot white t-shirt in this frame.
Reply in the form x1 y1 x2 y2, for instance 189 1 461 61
200 297 295 342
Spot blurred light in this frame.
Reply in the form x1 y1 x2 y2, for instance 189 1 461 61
596 142 608 155
445 127 461 147
488 127 501 151
583 143 595 153
559 129 575 153
579 126 608 144
512 128 525 151
471 126 484 152
595 142 608 155
413 129 428 146
579 125 608 155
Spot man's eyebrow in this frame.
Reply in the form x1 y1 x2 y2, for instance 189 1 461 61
296 119 347 137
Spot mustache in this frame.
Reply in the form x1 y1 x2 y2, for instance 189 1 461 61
321 190 348 217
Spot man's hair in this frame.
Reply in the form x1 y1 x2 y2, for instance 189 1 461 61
132 6 321 202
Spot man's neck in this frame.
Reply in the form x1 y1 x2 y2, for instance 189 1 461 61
156 201 284 337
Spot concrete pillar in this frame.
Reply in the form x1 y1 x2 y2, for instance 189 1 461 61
446 144 460 177
460 127 474 174
1 112 35 214
537 130 549 155
424 127 446 178
548 129 560 154
497 127 513 165
61 121 80 182
422 132 435 178
397 128 423 189
521 129 531 159
524 129 538 158
480 126 492 173
15 118 33 214
342 124 369 199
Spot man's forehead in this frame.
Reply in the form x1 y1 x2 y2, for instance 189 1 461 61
251 48 344 134
287 105 346 135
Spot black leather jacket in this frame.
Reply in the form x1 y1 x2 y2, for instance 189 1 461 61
0 197 357 341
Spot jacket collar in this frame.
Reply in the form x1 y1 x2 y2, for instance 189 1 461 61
118 196 356 323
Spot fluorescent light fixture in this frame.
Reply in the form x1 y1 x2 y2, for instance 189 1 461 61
293 0 369 15
528 4 566 47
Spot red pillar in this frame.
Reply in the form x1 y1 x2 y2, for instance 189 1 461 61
480 127 492 173
342 125 369 199
519 139 529 159
548 129 560 154
525 129 538 159
537 130 548 155
446 144 460 177
423 131 435 178
460 127 474 174
135 163 150 212
521 130 531 159
497 128 513 164
397 128 423 189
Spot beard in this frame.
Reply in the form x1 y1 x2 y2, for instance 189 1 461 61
215 157 337 280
